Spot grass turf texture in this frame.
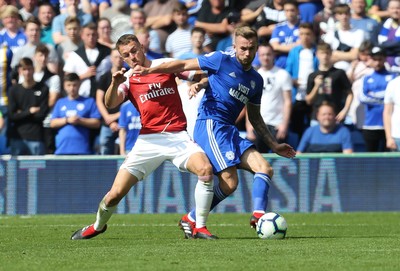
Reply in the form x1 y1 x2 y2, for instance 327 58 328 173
0 212 399 271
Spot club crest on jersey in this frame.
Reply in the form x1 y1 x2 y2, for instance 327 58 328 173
225 151 235 160
77 103 85 111
251 80 255 89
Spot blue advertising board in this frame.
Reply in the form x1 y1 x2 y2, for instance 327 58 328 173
0 154 399 215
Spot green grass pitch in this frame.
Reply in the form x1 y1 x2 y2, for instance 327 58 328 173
0 212 399 271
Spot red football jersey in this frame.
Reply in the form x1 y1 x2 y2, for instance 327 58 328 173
120 61 187 134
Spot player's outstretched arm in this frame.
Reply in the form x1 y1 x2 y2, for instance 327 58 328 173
247 103 296 158
133 58 201 75
105 68 127 109
189 76 208 99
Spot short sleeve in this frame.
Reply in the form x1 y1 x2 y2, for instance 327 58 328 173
197 51 223 74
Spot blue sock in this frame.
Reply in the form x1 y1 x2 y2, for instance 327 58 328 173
252 173 271 212
189 184 228 221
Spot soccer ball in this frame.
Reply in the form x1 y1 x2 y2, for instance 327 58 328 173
256 212 287 239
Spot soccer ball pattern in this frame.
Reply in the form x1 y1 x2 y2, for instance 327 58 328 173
256 212 287 239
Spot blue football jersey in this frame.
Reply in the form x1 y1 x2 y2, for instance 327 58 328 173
0 29 27 54
197 51 264 125
118 101 141 152
270 22 299 68
51 96 101 154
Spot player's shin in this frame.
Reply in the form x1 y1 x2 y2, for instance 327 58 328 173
189 182 228 221
93 194 117 231
252 173 271 213
194 177 214 228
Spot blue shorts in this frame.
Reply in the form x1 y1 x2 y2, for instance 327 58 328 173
193 119 254 173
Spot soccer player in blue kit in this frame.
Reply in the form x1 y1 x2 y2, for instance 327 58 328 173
134 26 296 238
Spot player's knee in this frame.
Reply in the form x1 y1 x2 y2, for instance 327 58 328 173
260 164 274 177
197 163 213 181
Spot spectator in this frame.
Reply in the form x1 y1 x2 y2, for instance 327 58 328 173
18 0 38 21
368 0 390 22
246 43 292 153
194 0 231 50
130 8 162 53
298 0 323 23
118 100 141 155
360 47 395 152
297 101 353 153
165 2 193 57
0 44 12 154
346 40 374 130
11 16 59 75
14 44 61 153
321 4 365 71
305 42 353 124
135 27 164 60
178 26 206 59
350 0 380 44
269 0 300 68
286 22 318 142
88 0 111 19
34 44 61 154
313 0 336 42
52 0 93 45
165 2 211 58
63 22 111 98
96 48 122 155
0 5 26 54
255 0 287 43
50 73 101 155
377 0 400 73
143 0 179 53
179 0 203 25
97 17 114 49
129 0 144 9
38 2 56 46
215 11 241 52
101 0 130 43
56 16 82 70
8 57 49 155
383 71 400 151
240 0 266 27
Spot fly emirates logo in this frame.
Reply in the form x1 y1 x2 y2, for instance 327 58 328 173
229 83 249 104
139 82 175 103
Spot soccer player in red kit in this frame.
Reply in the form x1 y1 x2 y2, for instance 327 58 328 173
71 34 217 240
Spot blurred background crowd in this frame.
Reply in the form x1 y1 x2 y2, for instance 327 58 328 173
1 0 400 156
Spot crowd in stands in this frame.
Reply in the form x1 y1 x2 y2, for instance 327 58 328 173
1 0 400 155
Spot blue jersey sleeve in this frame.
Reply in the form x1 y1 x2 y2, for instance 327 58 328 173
197 51 224 74
51 100 62 119
340 126 353 150
297 126 312 152
118 104 128 129
88 98 101 119
249 73 263 105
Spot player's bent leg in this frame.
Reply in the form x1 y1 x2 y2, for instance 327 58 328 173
186 167 239 221
239 148 274 229
217 167 240 195
71 169 139 240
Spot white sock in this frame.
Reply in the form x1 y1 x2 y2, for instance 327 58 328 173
93 196 117 231
195 179 214 228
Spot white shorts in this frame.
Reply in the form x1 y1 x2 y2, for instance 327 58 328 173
120 131 204 180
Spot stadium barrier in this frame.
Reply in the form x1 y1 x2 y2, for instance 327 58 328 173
0 153 399 215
